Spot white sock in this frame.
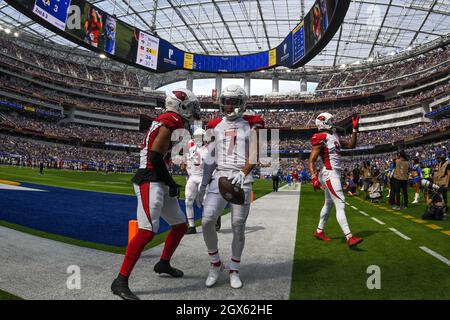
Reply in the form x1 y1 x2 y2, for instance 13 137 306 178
188 218 195 228
345 233 353 240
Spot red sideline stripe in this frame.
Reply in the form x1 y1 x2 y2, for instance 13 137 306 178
326 179 341 200
208 250 219 256
140 182 153 228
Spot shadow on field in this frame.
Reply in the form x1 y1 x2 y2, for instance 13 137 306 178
292 258 335 275
133 260 293 297
218 225 265 235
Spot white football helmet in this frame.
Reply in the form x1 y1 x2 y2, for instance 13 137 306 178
219 84 247 121
315 112 334 131
193 128 206 147
165 88 200 120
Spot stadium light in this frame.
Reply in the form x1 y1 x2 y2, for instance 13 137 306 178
286 69 291 73
99 54 107 59
4 28 11 34
367 57 374 62
340 64 346 69
14 32 19 37
352 60 360 65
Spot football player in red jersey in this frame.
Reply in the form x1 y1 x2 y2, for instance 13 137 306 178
83 8 102 48
111 89 200 300
308 112 364 248
196 84 264 289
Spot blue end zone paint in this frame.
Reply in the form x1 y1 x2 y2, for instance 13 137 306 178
0 183 203 247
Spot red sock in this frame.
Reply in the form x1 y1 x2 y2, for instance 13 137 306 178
119 229 154 277
161 224 187 261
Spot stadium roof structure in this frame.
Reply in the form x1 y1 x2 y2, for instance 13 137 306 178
0 0 449 69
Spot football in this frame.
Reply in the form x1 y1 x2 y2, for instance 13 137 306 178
218 177 245 205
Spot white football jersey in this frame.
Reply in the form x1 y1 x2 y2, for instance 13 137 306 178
207 115 264 179
310 132 342 170
186 139 207 177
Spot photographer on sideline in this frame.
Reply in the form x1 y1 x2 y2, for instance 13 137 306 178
432 151 449 210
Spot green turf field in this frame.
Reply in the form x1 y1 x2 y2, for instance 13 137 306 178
0 165 274 252
0 289 22 300
291 184 450 300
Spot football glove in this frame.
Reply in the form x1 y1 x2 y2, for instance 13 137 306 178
312 175 320 192
352 115 360 131
230 171 245 189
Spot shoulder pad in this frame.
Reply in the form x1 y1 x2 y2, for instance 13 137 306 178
243 115 265 129
207 118 223 129
157 112 184 131
310 133 327 146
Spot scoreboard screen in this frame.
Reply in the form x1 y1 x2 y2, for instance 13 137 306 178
7 0 348 74
32 0 71 30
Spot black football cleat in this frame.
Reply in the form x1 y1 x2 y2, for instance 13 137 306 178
154 260 184 278
186 226 197 234
215 216 222 232
111 275 140 300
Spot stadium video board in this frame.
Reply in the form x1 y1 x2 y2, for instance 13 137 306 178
7 0 346 74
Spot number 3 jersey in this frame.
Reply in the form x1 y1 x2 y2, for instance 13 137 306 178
207 115 264 181
310 132 342 171
185 139 208 178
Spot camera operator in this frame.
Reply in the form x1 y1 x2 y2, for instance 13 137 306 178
390 150 409 210
432 151 449 209
422 180 446 220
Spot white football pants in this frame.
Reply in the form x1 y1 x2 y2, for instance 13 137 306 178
318 169 351 237
201 177 252 263
185 175 202 227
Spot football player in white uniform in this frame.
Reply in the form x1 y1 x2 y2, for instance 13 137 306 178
196 84 264 289
308 112 364 248
184 128 207 234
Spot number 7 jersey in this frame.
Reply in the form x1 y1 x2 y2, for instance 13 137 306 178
207 115 264 173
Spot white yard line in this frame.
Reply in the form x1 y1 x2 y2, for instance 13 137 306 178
370 217 385 225
359 210 369 216
419 247 450 267
388 228 412 240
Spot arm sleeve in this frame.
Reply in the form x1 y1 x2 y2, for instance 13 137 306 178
149 151 177 187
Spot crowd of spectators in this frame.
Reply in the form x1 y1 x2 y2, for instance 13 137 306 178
317 47 449 92
0 135 138 169
0 36 139 86
0 36 165 100
0 74 160 117
0 111 145 145
271 119 450 151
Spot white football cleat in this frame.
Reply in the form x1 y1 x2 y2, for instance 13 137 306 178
205 263 224 287
230 272 243 289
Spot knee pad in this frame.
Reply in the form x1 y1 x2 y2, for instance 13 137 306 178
202 215 217 229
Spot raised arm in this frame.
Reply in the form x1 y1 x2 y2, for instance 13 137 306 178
340 115 359 149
